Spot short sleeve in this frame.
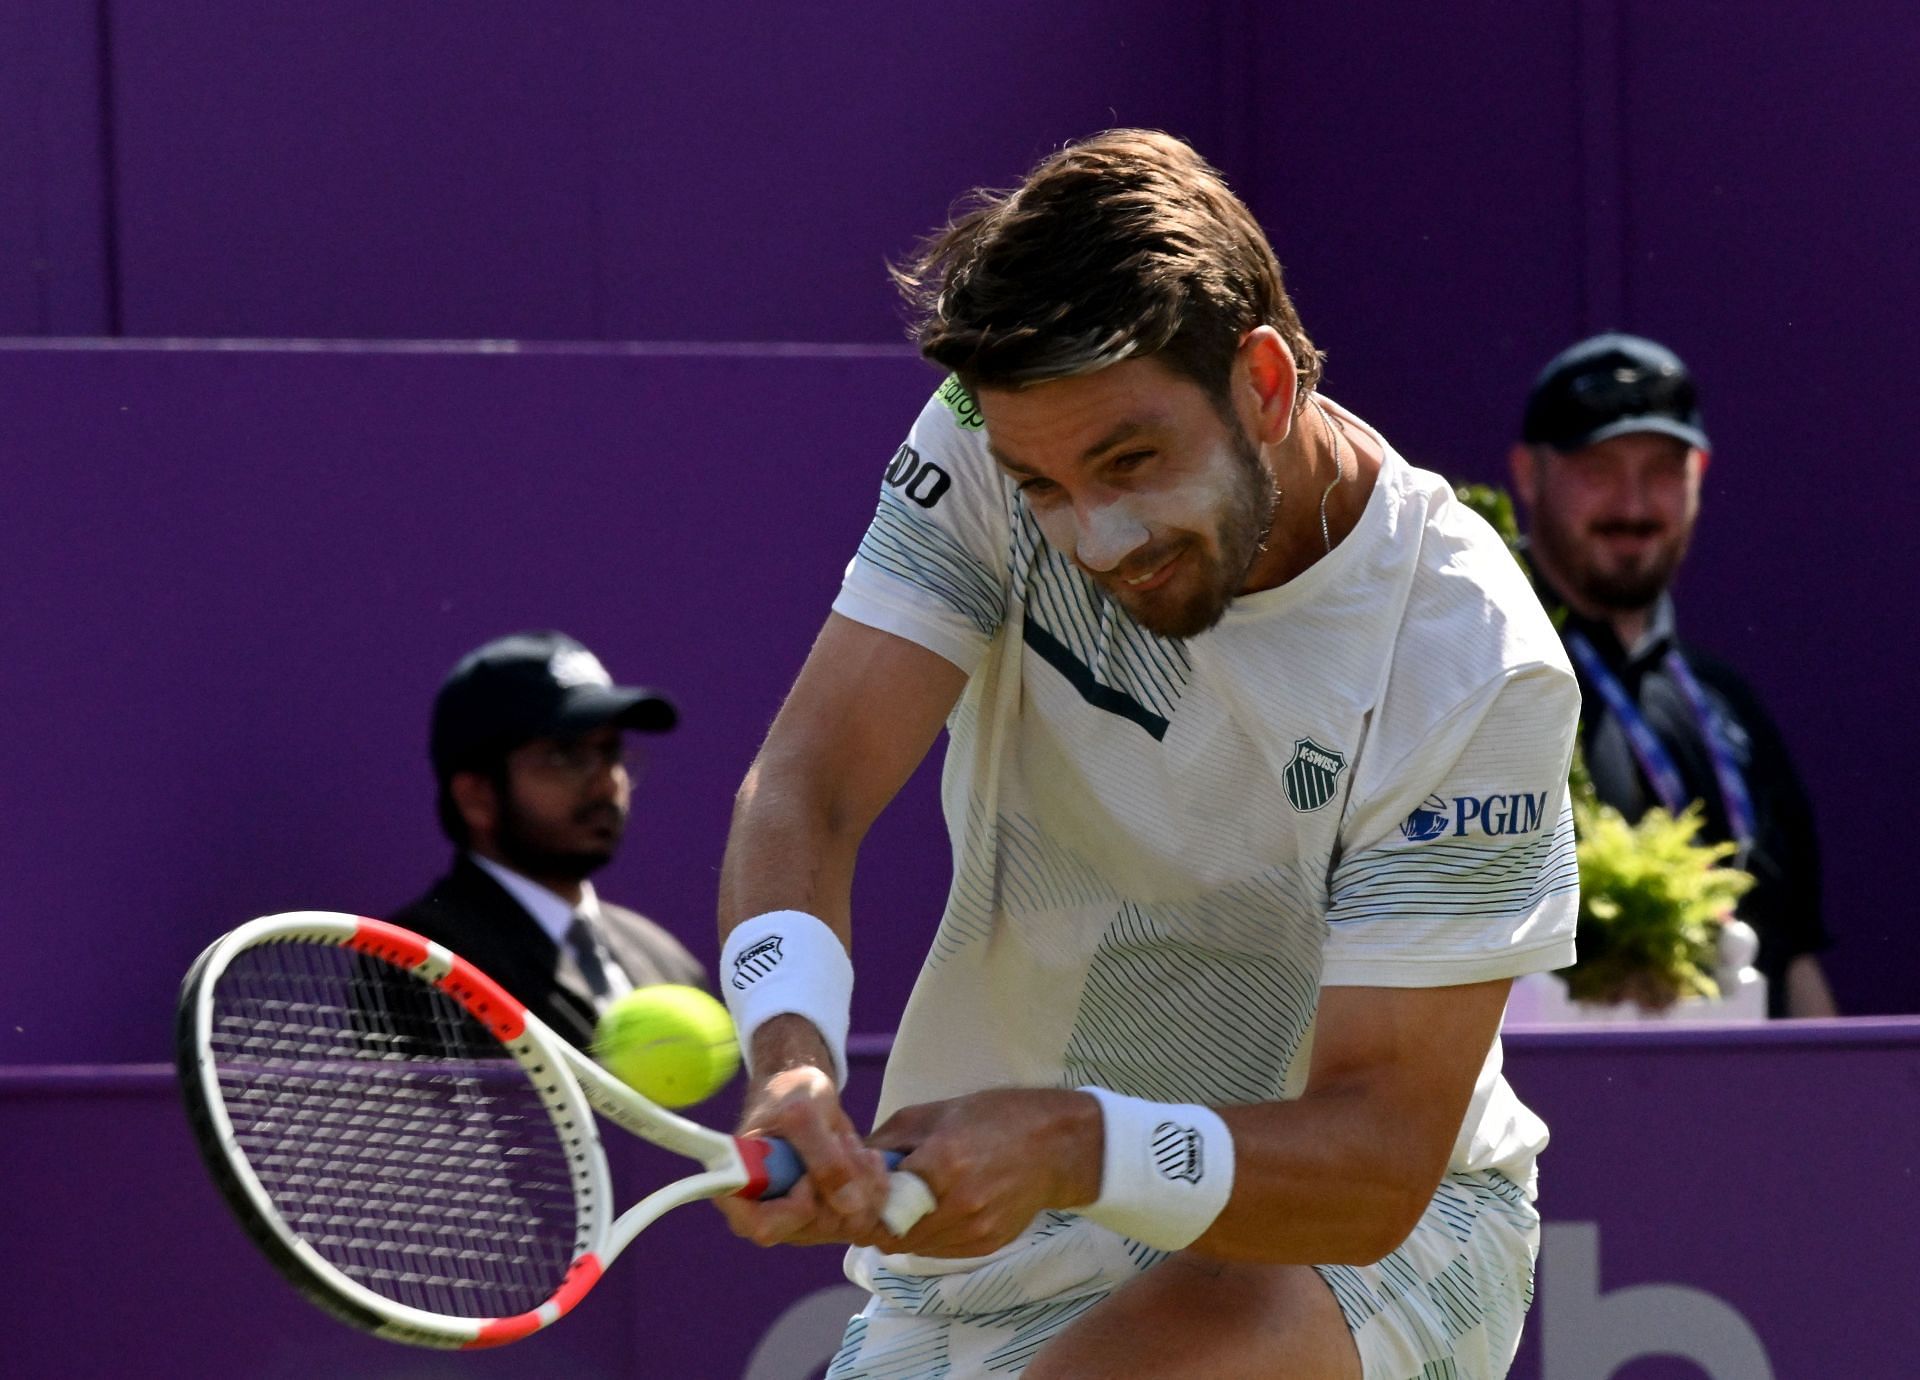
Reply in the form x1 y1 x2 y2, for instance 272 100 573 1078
1321 665 1581 987
833 378 1013 674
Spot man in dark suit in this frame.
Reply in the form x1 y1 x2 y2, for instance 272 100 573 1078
394 631 706 1050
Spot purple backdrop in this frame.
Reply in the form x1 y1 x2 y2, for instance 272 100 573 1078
0 341 953 1064
9 1021 1917 1378
0 0 110 334
3 341 1909 1074
1252 0 1920 1014
3 2 1909 1011
100 1 1236 344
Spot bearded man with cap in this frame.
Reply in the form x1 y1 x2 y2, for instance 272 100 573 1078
393 631 706 1049
1510 333 1837 1017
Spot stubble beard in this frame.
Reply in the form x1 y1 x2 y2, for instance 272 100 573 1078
1106 426 1275 640
495 792 624 882
1536 508 1690 615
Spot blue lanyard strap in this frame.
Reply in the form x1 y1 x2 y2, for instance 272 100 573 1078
1565 631 1756 855
1662 649 1758 853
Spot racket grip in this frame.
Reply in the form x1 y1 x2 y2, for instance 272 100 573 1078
746 1137 936 1234
750 1137 905 1197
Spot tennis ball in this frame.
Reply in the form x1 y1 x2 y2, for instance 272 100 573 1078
592 985 740 1108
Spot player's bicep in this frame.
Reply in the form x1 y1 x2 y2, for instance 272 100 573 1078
1305 980 1511 1183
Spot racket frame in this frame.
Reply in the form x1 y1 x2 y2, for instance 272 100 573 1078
178 911 769 1349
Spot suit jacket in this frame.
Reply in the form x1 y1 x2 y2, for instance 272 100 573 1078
390 854 707 1050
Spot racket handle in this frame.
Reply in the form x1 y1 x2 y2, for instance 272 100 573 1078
745 1137 936 1235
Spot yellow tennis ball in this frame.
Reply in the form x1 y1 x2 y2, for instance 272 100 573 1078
592 985 739 1108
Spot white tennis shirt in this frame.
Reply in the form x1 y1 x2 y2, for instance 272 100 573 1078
832 382 1579 1304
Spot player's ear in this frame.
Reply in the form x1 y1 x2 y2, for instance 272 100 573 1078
449 771 499 840
1509 443 1539 508
1237 327 1298 445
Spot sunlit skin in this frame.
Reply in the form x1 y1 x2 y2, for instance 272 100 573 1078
978 328 1377 639
1510 432 1705 649
449 722 633 905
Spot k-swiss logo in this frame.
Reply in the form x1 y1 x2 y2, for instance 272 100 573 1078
729 936 784 991
1151 1121 1205 1185
1283 738 1347 812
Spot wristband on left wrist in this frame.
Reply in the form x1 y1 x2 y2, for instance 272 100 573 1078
1076 1086 1235 1251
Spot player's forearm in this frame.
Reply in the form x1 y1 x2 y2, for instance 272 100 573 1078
718 751 863 942
1190 1091 1446 1265
718 751 870 1091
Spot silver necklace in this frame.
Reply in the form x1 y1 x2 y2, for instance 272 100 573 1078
1313 398 1347 554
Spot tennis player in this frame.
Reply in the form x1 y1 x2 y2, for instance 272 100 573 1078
715 131 1579 1379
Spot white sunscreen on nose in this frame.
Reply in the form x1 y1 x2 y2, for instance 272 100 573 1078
1026 437 1247 570
1074 500 1152 570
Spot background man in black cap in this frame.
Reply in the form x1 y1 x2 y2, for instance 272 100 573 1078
393 631 706 1049
1510 333 1836 1017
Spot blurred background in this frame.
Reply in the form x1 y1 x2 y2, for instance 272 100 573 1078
4 2 1914 1376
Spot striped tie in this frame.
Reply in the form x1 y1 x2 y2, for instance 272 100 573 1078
565 914 632 1005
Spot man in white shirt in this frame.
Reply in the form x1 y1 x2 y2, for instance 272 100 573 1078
394 631 704 1049
714 132 1578 1379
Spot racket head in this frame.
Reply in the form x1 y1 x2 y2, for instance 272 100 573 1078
177 912 615 1349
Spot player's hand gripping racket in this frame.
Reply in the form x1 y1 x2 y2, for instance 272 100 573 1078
176 911 933 1349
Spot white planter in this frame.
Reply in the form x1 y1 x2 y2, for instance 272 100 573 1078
1504 920 1768 1027
1505 968 1767 1027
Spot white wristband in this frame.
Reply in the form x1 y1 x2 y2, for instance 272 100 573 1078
721 910 853 1088
1077 1087 1235 1251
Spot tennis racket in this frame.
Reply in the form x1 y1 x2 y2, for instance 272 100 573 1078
176 911 932 1349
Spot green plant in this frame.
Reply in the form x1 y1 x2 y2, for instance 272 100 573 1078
1567 800 1752 1007
1454 479 1756 1009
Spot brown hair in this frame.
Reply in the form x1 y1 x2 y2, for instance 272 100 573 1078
893 129 1322 407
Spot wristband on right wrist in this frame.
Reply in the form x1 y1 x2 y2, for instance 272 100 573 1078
720 909 853 1088
1076 1087 1235 1251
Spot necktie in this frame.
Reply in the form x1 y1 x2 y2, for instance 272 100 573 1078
565 914 633 1005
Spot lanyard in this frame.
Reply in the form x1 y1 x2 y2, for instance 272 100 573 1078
1565 630 1756 859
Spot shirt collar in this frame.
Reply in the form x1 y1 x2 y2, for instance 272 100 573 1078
468 853 600 944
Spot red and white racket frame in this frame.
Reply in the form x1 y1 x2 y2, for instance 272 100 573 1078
178 911 846 1349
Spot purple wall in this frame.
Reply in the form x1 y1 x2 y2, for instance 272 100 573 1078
1 8 1914 1021
102 1 1237 343
10 1021 1919 1377
0 0 111 334
0 342 952 1064
5 336 1910 1072
1255 0 1920 1013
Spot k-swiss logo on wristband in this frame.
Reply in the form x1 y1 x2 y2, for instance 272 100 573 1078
730 935 784 990
1151 1121 1205 1185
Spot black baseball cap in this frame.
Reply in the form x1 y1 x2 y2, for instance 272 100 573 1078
429 631 677 780
1522 333 1710 454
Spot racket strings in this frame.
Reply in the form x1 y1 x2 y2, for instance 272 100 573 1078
209 943 583 1318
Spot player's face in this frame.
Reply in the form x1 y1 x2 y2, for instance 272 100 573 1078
978 357 1275 639
494 724 633 881
1527 433 1703 613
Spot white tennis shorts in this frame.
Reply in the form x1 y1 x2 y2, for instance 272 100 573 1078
825 1169 1539 1380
